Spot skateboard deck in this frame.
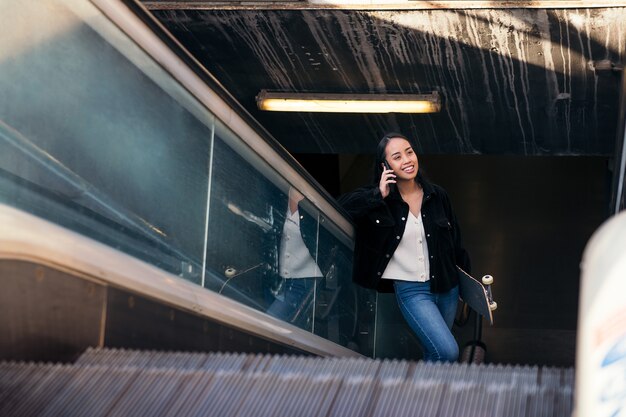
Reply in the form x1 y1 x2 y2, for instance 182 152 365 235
457 267 495 325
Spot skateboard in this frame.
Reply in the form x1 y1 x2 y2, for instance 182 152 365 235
457 266 497 325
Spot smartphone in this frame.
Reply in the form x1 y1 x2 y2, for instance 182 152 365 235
383 160 396 192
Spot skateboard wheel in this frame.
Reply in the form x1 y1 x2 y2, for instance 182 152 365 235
224 267 237 278
489 301 498 311
482 275 493 285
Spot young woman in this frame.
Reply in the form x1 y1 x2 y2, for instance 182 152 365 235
338 132 471 362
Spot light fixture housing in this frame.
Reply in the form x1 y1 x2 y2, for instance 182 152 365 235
256 90 441 113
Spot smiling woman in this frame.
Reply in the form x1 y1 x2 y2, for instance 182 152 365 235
338 132 471 362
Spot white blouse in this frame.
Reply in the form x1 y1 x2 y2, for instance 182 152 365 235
382 211 430 282
278 209 323 279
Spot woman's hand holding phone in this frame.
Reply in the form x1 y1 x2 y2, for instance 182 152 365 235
379 162 396 199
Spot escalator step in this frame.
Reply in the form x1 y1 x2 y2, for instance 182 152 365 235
0 348 574 417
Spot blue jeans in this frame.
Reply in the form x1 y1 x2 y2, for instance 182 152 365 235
266 278 316 329
393 280 459 362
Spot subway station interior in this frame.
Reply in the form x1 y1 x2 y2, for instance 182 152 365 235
1 0 626 415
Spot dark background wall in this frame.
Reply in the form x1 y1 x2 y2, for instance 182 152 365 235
151 7 626 156
296 153 610 366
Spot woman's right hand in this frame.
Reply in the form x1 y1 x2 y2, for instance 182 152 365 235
379 164 396 199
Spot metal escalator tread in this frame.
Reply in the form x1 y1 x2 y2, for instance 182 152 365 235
0 348 574 417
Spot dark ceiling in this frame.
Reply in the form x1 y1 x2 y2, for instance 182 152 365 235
143 2 626 156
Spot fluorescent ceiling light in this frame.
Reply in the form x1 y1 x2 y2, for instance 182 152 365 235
256 90 441 113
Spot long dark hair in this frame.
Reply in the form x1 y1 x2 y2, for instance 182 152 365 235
372 132 424 187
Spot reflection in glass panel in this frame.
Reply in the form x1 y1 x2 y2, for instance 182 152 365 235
314 216 376 356
206 119 378 344
264 193 321 331
205 121 290 314
0 0 212 281
207 120 329 332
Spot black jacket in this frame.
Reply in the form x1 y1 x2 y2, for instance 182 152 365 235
338 177 471 293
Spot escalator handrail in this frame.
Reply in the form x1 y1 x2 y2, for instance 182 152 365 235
0 203 361 358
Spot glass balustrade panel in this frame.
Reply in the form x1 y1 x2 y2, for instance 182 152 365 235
0 0 212 280
0 0 378 357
